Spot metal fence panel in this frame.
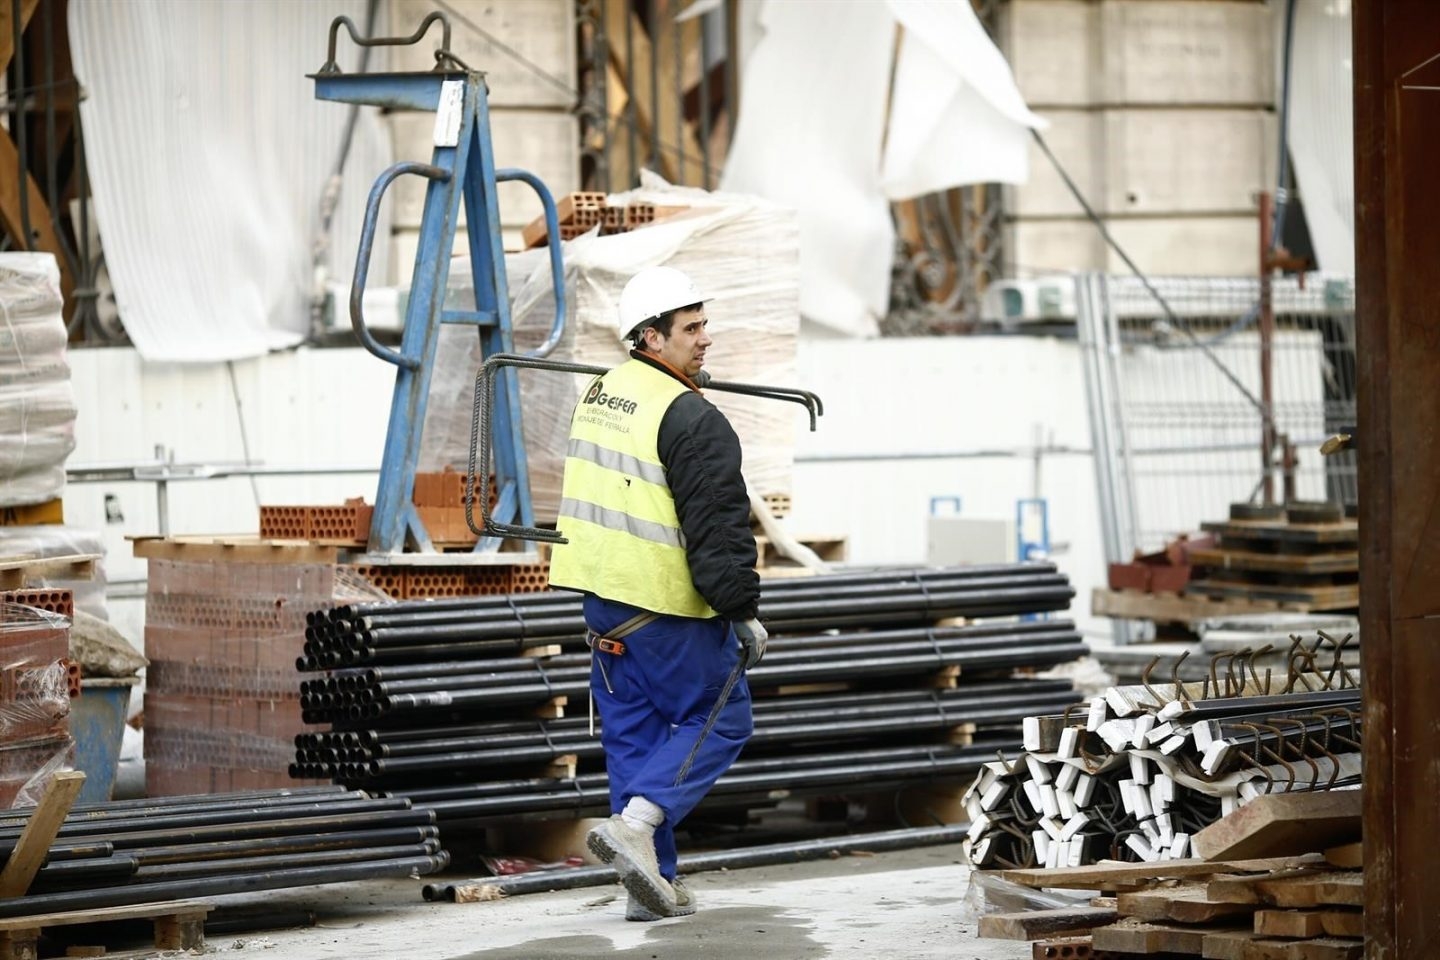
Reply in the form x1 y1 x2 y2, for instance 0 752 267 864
1078 271 1357 563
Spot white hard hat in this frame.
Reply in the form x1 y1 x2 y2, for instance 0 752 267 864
617 266 710 341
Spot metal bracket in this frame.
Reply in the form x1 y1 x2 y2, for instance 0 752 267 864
466 353 824 544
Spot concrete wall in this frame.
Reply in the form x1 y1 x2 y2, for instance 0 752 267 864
62 338 1112 649
386 0 580 281
1002 0 1275 277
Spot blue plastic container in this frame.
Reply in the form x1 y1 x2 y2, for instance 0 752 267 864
69 677 138 804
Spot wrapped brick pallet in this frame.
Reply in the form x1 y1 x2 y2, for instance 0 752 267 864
420 176 802 523
0 604 75 807
0 253 77 507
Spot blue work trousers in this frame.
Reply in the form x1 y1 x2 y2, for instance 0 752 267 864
584 595 753 880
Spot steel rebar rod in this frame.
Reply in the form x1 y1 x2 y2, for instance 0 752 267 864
0 854 451 919
422 824 970 901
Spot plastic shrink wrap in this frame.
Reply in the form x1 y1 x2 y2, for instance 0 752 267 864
420 176 802 524
0 604 76 808
0 254 77 507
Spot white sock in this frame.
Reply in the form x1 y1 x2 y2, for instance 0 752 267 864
620 795 664 832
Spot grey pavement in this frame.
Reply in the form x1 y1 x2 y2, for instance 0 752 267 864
200 844 1041 960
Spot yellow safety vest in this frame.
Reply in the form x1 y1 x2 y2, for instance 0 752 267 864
548 358 716 619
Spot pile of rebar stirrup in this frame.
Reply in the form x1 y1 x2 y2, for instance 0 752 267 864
292 563 1090 822
960 631 1361 870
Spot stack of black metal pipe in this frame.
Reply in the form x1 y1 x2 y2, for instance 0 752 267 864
293 563 1086 819
299 563 1077 670
294 677 1082 785
0 786 448 916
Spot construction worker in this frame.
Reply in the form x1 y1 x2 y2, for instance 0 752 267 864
547 265 766 921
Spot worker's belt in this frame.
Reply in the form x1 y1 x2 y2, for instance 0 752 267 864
584 611 658 657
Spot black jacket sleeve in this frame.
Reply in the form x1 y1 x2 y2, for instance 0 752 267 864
657 391 760 621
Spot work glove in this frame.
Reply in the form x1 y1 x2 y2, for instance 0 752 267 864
733 617 768 669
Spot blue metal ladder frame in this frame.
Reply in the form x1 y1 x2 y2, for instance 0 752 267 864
311 26 566 557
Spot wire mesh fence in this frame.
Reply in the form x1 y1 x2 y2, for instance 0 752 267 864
1079 273 1356 563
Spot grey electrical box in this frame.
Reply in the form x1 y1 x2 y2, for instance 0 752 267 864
926 516 1016 566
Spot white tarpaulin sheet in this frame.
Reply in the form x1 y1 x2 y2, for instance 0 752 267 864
721 0 1045 337
1287 0 1354 275
69 0 392 362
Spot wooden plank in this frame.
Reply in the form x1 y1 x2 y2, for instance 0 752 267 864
1211 871 1363 910
1207 867 1331 905
1318 910 1363 938
977 906 1119 940
1251 907 1363 940
998 855 1323 891
1090 587 1281 624
1116 884 1257 924
0 0 40 77
0 901 211 932
129 536 341 565
602 3 705 185
1187 548 1358 575
1321 842 1362 870
1254 909 1325 938
1238 937 1362 960
0 771 85 897
1204 929 1266 960
1200 520 1358 545
1185 580 1359 610
1191 790 1361 861
1092 918 1208 954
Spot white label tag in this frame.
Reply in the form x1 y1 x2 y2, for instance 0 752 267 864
433 80 464 147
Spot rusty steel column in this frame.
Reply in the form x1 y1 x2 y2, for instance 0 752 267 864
1354 2 1440 957
1258 191 1276 504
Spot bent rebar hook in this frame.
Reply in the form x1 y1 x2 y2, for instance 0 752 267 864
467 352 825 543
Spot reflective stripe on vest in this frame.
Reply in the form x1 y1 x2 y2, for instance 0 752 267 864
547 358 716 619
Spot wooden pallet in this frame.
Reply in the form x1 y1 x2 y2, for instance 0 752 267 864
0 499 63 526
1185 549 1358 576
1091 588 1290 625
754 534 848 569
0 901 211 960
0 554 99 591
997 852 1364 960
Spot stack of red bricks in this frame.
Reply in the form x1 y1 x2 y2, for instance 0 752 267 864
0 594 78 807
343 560 551 601
143 559 338 795
521 193 690 249
258 469 497 549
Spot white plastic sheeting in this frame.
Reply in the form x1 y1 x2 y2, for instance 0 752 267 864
721 0 1045 337
68 0 392 362
881 2 1047 199
1287 0 1354 274
0 254 76 505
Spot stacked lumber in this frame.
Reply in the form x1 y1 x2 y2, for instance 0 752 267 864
960 639 1360 870
980 791 1365 960
520 193 690 249
1188 502 1357 613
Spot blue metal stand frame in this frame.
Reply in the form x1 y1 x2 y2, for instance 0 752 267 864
313 69 566 557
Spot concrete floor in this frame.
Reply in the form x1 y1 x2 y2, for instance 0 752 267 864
198 844 1039 960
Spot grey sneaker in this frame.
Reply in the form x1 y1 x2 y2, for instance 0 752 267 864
587 815 677 918
627 877 696 922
